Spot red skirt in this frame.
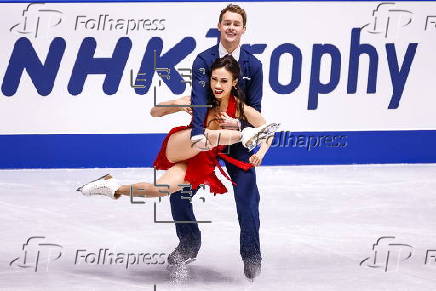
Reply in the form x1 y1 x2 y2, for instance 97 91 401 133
153 126 253 195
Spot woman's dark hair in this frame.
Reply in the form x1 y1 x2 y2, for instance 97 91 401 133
207 55 248 123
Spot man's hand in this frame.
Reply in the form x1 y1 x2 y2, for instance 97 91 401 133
249 152 264 167
218 112 240 130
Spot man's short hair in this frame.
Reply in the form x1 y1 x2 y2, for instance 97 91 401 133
219 4 247 27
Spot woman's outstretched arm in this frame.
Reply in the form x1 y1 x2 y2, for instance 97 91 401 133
150 95 192 117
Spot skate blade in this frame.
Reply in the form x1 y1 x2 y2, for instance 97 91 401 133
246 123 281 151
262 122 280 135
76 173 112 192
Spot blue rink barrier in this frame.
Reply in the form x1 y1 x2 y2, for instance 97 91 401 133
1 130 436 169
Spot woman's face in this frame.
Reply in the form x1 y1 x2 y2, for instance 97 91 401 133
210 67 237 100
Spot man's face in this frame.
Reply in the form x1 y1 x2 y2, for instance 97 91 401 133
218 11 246 45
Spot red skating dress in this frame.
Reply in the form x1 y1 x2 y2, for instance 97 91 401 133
153 95 254 194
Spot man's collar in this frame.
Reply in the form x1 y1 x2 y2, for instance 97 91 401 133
219 42 240 61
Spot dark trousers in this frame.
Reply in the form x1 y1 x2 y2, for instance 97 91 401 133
169 143 261 262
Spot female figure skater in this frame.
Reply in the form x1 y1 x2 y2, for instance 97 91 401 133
77 55 279 199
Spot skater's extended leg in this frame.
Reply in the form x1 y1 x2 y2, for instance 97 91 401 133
166 122 280 163
166 128 242 163
114 163 189 198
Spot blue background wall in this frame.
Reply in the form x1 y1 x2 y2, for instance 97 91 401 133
1 130 435 169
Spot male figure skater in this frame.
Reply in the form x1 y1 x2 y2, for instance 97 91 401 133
168 4 264 280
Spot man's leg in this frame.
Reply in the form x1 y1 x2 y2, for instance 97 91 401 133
168 186 201 265
225 144 262 277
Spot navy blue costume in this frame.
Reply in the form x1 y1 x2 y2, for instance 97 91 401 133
170 44 263 263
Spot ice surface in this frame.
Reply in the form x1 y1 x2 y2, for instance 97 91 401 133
1 164 436 291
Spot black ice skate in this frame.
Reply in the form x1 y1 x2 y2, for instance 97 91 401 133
166 240 200 282
167 239 200 267
244 259 261 282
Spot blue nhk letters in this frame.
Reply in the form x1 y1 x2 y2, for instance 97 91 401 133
1 28 417 110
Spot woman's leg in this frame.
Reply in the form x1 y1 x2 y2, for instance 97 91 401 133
166 128 242 163
114 163 189 198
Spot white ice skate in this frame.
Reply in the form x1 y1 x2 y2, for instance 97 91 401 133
241 122 280 151
76 174 120 199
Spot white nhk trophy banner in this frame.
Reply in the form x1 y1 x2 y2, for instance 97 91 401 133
0 2 435 135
